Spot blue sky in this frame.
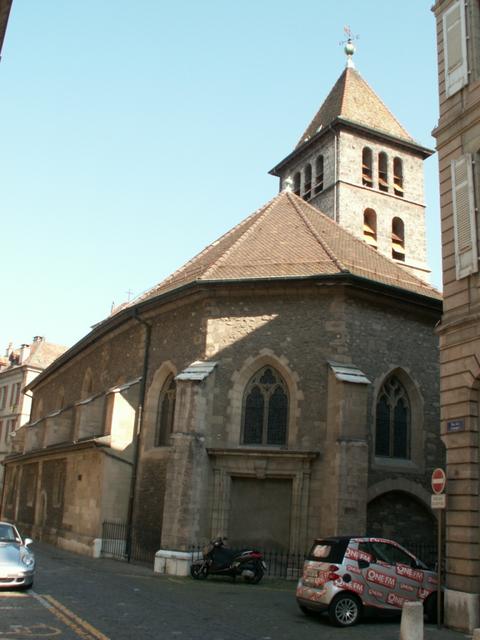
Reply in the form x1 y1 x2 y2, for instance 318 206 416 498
1 1 441 350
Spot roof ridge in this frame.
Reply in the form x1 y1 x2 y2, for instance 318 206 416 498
286 192 347 273
296 68 347 148
201 193 283 279
293 194 440 295
131 195 280 305
349 68 412 140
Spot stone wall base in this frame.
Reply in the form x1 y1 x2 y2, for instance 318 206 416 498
445 588 480 632
154 549 201 576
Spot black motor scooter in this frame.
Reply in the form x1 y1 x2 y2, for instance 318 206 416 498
190 537 266 584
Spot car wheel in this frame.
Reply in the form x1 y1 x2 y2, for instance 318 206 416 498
328 593 361 627
190 563 208 579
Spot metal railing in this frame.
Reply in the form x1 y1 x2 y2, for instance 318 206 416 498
100 522 438 577
101 521 160 564
189 544 307 579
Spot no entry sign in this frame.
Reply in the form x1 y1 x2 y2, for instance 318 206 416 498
431 468 446 494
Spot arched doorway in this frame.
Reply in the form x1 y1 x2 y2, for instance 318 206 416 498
367 490 436 564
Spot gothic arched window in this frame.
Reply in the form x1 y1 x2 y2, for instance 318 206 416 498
242 367 288 446
375 375 410 459
155 374 176 447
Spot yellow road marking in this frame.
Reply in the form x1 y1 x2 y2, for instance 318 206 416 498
31 593 110 640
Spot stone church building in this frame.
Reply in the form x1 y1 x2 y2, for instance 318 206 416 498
1 49 444 561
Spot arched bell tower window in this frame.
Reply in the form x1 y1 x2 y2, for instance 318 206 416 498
392 217 405 261
362 148 373 187
293 172 301 196
363 209 377 249
378 152 389 192
393 157 404 197
303 164 312 200
375 375 410 459
242 367 288 446
155 374 176 447
314 155 324 194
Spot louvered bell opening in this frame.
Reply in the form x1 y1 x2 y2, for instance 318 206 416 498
363 222 377 248
393 179 404 196
362 173 373 187
379 174 389 192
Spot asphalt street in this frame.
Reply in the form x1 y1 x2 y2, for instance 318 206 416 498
0 542 474 640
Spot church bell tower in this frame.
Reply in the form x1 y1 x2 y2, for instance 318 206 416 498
269 39 433 283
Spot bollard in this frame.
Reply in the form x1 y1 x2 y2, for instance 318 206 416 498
400 601 424 640
472 630 480 639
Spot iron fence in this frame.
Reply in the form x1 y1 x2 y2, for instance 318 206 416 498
189 544 307 579
100 522 439 578
101 521 160 564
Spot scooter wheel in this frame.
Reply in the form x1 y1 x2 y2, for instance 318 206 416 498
244 562 264 584
190 563 208 580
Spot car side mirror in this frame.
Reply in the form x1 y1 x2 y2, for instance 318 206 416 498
24 538 33 547
358 559 370 569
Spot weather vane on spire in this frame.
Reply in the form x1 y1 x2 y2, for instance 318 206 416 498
339 25 359 69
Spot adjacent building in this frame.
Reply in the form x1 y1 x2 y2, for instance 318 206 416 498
432 0 480 631
1 49 443 572
0 337 67 491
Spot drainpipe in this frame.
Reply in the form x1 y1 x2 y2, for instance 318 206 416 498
125 309 152 562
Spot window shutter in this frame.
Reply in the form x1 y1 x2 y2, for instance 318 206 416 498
443 0 468 97
451 154 478 279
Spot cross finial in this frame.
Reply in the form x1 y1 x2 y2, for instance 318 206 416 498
126 289 134 302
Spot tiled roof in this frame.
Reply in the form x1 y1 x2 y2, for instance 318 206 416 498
132 191 441 304
296 67 414 149
26 342 68 369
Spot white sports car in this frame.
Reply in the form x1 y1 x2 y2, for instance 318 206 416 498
0 521 35 589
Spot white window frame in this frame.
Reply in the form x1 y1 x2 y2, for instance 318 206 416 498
443 0 468 97
451 154 478 279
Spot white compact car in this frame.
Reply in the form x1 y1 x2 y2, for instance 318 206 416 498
296 536 439 626
0 521 35 589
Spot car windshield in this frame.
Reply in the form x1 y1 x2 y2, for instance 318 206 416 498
0 524 17 542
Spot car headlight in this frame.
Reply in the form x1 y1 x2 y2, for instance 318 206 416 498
21 554 34 568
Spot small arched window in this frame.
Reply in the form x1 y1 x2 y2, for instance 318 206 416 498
392 217 405 261
314 155 324 194
293 172 301 196
56 387 65 410
393 157 404 197
81 370 93 400
375 375 410 459
242 367 288 446
362 148 373 187
363 209 377 249
378 152 389 192
155 374 176 447
303 164 312 200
